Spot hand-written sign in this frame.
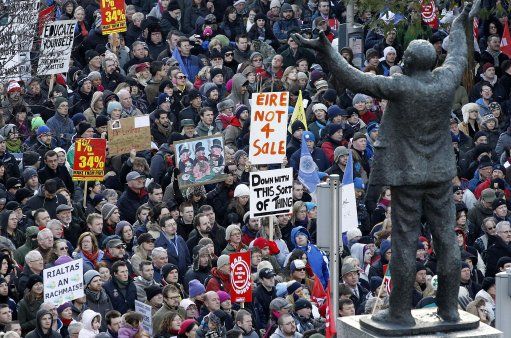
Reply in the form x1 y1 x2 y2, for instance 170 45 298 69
230 252 252 303
107 116 151 157
43 259 84 306
101 0 127 34
250 168 293 218
37 20 76 75
135 300 153 335
73 138 106 181
249 92 289 165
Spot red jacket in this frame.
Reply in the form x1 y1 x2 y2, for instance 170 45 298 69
206 267 232 294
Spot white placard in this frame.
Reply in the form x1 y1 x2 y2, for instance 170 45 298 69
135 300 153 335
249 92 289 165
43 259 84 306
37 20 77 75
250 168 293 218
134 115 150 128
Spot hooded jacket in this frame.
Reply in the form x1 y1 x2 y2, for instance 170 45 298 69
290 226 329 288
226 74 250 107
14 226 39 265
78 309 101 338
270 327 303 338
83 91 103 126
25 309 61 338
0 209 25 248
25 188 69 219
85 287 113 332
18 292 45 334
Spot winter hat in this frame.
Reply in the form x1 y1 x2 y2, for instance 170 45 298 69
253 237 270 250
312 103 327 113
370 276 383 293
310 70 324 84
31 116 45 131
77 122 93 137
71 113 87 126
179 319 198 335
492 198 506 210
290 259 306 272
294 227 310 240
137 233 154 245
270 0 281 8
202 82 218 97
114 221 131 236
234 184 250 197
322 89 337 103
365 48 379 60
55 256 74 266
326 123 343 136
217 255 230 269
235 104 249 118
275 283 288 298
383 46 397 59
161 263 179 281
352 93 368 106
188 279 206 298
303 131 315 142
85 50 99 63
250 52 263 63
461 262 470 270
297 72 308 80
101 203 118 221
180 298 196 310
341 263 358 277
55 97 68 109
281 3 293 12
380 239 392 256
481 277 495 291
107 101 122 115
26 274 43 291
37 125 51 136
291 120 306 134
294 298 312 311
95 115 109 128
367 122 380 135
217 99 235 112
497 256 511 270
57 302 73 315
210 68 224 80
287 281 302 294
346 228 362 242
15 188 33 203
225 224 241 240
314 80 329 92
304 202 317 212
354 177 365 190
416 262 427 272
6 81 21 93
217 290 231 303
482 62 495 73
145 285 163 301
22 167 38 183
353 132 366 141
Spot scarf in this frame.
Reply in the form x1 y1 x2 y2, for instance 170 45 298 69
378 198 391 208
6 139 21 153
116 277 129 287
79 21 88 37
156 120 171 138
61 317 72 326
85 287 101 301
480 73 498 86
82 250 99 268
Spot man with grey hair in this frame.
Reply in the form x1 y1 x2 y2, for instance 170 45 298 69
67 321 83 337
36 228 54 264
18 250 43 293
117 89 142 117
485 220 511 277
151 247 169 283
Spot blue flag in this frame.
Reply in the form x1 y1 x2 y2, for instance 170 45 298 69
341 150 359 232
172 47 189 79
298 134 320 194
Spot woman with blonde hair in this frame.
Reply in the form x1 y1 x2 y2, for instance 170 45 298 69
459 102 481 138
281 66 298 89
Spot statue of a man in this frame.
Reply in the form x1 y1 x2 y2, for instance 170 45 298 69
293 1 480 326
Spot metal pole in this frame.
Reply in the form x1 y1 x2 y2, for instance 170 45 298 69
330 174 340 318
346 1 355 42
496 271 511 336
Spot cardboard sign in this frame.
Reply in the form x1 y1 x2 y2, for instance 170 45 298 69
230 252 252 303
135 300 153 335
37 20 76 75
174 134 228 188
107 116 151 157
250 168 293 218
43 259 84 306
0 0 39 81
100 0 127 34
73 138 107 181
249 92 289 165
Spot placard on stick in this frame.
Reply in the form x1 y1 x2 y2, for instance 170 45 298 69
37 20 76 75
249 92 289 165
250 168 293 218
107 116 151 157
100 0 127 34
230 252 252 303
72 138 106 181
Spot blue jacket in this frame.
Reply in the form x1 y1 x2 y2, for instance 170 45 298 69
103 278 137 314
291 226 330 288
46 112 75 149
154 231 191 277
74 250 104 273
273 18 301 40
290 147 329 173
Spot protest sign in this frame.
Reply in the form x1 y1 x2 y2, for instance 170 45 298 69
174 134 228 188
100 0 127 34
230 252 252 303
135 300 153 335
0 0 39 81
107 116 151 156
73 138 107 181
43 259 84 306
249 92 289 165
37 20 76 75
250 168 293 218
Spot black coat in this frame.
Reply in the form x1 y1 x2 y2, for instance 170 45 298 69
253 284 276 330
117 187 149 224
25 191 68 219
484 236 511 277
38 164 74 195
103 278 137 314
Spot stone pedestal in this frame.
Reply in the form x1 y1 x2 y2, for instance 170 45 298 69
338 309 503 338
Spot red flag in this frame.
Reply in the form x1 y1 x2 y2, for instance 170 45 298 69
501 21 511 58
383 264 393 294
420 0 439 29
325 284 336 338
311 274 327 307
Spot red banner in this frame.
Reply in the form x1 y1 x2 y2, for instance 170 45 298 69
100 0 127 35
420 0 439 29
38 6 56 36
229 252 252 303
72 138 107 181
501 21 511 58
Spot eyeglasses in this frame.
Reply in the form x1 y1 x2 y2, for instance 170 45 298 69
177 75 186 79
253 58 263 62
225 52 234 56
115 245 127 249
295 268 306 272
59 247 68 251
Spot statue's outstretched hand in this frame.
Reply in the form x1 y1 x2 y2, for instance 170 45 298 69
291 31 331 52
464 0 481 19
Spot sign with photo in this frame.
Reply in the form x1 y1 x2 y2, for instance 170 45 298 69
107 116 151 156
174 134 228 188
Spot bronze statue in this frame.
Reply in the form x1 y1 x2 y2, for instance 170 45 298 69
293 0 480 327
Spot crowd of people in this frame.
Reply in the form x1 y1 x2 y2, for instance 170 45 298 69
0 0 508 337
